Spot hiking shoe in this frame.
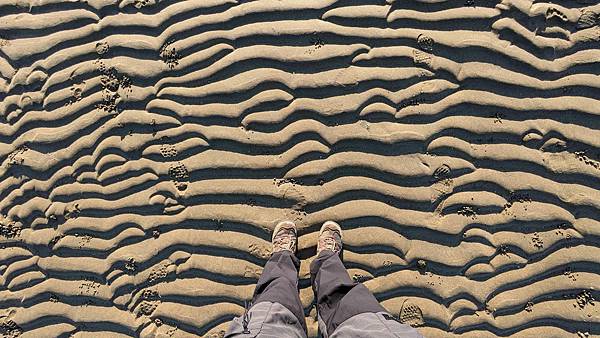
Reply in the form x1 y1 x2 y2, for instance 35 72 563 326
317 221 342 256
272 221 297 254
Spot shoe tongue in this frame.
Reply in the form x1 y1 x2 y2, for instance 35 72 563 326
275 229 294 241
282 228 295 236
325 229 340 239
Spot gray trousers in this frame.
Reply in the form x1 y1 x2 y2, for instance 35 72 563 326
225 251 424 337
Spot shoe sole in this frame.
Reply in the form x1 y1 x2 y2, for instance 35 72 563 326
272 220 297 241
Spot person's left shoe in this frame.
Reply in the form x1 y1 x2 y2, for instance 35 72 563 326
272 221 298 254
316 220 342 257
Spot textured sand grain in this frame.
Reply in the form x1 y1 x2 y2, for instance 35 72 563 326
1 0 600 337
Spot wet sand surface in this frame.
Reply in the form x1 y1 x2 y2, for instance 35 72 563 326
1 0 600 337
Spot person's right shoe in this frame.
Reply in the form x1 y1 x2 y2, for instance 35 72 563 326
316 221 343 256
272 220 298 254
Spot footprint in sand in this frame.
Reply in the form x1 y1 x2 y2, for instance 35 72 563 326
128 258 141 274
306 33 325 55
352 273 372 283
279 183 307 210
503 191 531 210
398 300 424 327
277 181 308 223
67 81 85 105
94 61 132 114
531 233 544 249
564 267 579 281
168 162 189 191
160 40 181 70
205 330 227 338
417 34 434 52
160 144 178 159
457 206 478 219
0 309 22 338
78 279 100 296
244 265 262 278
249 243 271 259
432 164 451 181
574 290 595 310
431 164 454 207
577 10 598 30
413 50 432 69
545 7 569 22
166 326 178 337
6 146 29 167
525 301 534 312
148 261 172 283
168 162 188 180
574 151 600 170
76 234 92 249
137 289 161 317
95 41 109 56
64 203 81 220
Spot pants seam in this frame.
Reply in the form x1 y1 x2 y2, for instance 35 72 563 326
257 301 275 336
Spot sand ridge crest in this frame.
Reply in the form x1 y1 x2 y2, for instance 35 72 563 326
0 0 599 337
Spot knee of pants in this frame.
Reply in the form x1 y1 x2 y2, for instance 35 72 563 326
330 312 424 338
225 301 307 338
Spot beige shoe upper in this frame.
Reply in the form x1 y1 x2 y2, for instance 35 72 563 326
317 221 343 256
272 221 297 254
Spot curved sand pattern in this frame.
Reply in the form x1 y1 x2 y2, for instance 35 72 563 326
1 0 600 337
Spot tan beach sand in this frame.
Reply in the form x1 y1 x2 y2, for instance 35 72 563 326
1 0 600 337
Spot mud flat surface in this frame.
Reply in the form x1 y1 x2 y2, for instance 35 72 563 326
1 0 600 337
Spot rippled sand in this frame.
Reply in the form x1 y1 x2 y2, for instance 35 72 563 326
1 0 600 337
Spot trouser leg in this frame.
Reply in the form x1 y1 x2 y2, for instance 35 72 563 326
251 250 307 332
310 250 386 336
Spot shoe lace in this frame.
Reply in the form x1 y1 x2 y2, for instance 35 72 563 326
320 231 340 252
273 229 295 249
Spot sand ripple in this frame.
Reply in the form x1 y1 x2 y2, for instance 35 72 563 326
1 0 600 337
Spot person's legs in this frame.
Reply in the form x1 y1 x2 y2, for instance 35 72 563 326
310 250 386 336
310 221 423 338
225 221 307 337
252 250 306 330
